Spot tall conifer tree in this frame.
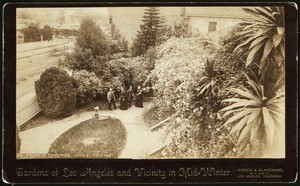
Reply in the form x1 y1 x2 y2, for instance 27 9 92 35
132 7 167 56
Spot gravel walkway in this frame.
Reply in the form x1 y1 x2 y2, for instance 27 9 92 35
19 102 165 159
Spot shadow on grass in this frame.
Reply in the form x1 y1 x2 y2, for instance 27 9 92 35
20 100 108 132
48 117 126 158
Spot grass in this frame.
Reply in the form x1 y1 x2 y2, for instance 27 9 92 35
48 117 126 158
20 99 108 131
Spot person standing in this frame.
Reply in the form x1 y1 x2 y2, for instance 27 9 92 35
119 87 128 110
107 88 116 110
135 86 143 108
127 86 133 108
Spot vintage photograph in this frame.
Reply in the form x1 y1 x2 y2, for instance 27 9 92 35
16 6 285 159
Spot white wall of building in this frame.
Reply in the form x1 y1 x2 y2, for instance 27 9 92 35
189 16 242 34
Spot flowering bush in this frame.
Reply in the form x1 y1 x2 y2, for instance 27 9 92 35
147 36 236 157
162 118 242 158
73 70 104 105
106 56 153 89
152 37 217 113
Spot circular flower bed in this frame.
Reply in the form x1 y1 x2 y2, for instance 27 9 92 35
48 117 126 158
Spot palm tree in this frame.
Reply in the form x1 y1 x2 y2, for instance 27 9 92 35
234 7 284 70
221 7 286 156
220 73 284 154
198 59 216 116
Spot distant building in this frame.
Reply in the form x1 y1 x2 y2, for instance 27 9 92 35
180 7 253 34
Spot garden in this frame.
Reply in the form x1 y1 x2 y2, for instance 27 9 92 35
17 7 285 159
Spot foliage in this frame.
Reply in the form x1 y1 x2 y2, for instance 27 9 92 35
76 17 109 57
143 101 175 128
161 118 250 158
172 17 192 38
147 36 231 158
62 46 112 83
109 25 129 55
234 7 285 77
220 6 286 156
106 56 152 89
132 7 169 56
213 25 250 101
107 58 132 88
215 25 248 70
73 70 104 105
144 47 156 71
23 25 41 43
35 67 77 117
198 59 216 109
152 37 217 114
220 73 285 153
42 25 52 41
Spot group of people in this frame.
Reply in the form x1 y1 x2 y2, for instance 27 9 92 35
106 86 146 110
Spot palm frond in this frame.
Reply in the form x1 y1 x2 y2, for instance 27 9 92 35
261 39 274 63
237 6 285 68
262 107 275 145
230 116 249 135
221 73 285 149
250 113 262 141
246 41 265 67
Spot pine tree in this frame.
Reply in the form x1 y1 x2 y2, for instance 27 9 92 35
132 7 167 56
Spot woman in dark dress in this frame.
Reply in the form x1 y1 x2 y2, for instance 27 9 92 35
135 86 143 108
119 88 128 110
127 86 133 108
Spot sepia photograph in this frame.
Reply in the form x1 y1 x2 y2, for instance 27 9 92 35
15 6 286 160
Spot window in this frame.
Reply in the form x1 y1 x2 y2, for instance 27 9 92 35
208 21 217 32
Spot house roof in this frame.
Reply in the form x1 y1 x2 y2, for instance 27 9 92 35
183 7 254 19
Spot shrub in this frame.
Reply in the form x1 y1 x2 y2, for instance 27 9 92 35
213 25 250 102
152 37 217 114
109 26 129 55
172 17 192 38
23 25 41 42
42 25 52 41
161 118 242 158
105 56 152 89
73 70 104 105
35 67 77 117
147 36 229 158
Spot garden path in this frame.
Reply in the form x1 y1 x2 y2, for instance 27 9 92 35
19 102 165 158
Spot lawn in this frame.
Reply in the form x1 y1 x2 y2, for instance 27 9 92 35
48 117 126 158
20 100 108 131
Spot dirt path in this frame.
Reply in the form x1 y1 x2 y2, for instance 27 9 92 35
19 102 165 159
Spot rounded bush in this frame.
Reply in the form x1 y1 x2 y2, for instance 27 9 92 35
35 67 77 117
42 25 53 41
72 70 104 105
23 25 41 43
